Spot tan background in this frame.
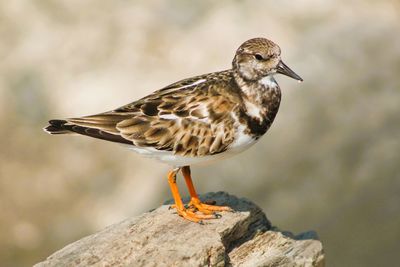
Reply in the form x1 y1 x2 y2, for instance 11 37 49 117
1 1 399 266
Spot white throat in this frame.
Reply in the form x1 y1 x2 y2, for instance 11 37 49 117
259 75 278 88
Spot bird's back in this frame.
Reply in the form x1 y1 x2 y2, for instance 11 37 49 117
44 70 250 160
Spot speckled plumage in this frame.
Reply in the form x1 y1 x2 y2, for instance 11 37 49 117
45 38 302 166
44 38 302 223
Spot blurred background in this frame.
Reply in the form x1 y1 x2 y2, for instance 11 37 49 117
1 0 399 266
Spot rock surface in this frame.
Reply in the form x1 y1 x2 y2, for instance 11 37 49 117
34 192 324 267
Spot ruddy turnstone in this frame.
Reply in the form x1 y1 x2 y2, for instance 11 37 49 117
44 38 302 223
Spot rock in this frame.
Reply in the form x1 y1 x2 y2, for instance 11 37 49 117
34 192 325 267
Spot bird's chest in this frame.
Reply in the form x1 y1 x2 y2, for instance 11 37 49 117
227 108 272 155
239 92 281 138
228 121 260 154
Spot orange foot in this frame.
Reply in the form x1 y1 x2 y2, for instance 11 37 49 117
167 169 220 223
181 166 233 215
171 205 219 223
188 197 233 215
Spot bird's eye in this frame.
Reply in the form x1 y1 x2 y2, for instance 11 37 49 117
254 54 264 60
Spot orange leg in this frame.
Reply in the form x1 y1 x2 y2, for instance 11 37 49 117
167 168 216 223
181 166 232 214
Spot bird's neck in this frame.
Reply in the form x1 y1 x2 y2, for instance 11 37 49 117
233 72 282 119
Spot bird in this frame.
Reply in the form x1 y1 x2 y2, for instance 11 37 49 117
44 37 302 223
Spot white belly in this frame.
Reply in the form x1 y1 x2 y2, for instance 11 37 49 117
125 126 259 167
126 146 224 167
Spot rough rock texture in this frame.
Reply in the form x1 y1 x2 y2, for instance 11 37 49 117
35 192 324 267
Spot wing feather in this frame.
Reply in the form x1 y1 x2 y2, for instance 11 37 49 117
45 70 241 156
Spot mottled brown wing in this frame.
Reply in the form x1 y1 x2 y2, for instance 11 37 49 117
115 81 240 156
59 72 241 156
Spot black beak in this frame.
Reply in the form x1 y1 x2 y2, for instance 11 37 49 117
276 60 303 82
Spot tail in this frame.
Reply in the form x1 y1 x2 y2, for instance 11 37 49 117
43 118 132 144
43 120 72 134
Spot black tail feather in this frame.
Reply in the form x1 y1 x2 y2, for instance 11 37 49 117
43 120 70 134
43 119 132 144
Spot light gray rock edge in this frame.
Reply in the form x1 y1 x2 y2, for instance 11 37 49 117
34 192 325 267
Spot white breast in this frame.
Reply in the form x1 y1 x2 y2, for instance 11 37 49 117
228 123 259 153
244 100 262 120
226 109 259 156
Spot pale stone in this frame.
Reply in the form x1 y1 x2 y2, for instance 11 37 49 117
35 192 324 267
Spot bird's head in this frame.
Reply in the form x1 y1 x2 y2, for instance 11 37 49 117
233 38 302 82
